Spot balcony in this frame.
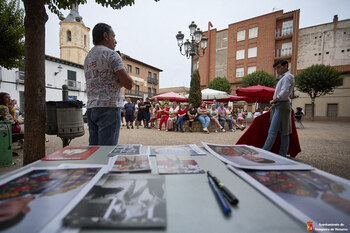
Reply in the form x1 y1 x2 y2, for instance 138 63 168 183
16 71 25 84
125 90 157 98
274 48 292 59
147 77 158 85
275 28 293 40
66 79 81 91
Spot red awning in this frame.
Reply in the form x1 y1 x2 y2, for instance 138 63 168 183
151 92 188 102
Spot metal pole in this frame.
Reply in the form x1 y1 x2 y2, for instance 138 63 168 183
190 54 194 78
61 84 69 147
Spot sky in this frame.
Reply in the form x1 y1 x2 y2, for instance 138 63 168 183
44 0 350 88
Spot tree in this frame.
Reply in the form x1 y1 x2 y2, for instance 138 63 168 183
188 70 202 108
208 77 231 94
0 0 25 69
295 64 342 121
22 0 159 165
241 71 277 88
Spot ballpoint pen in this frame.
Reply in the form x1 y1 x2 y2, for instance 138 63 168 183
207 174 231 216
207 171 239 205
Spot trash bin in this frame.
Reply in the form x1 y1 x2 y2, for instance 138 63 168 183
56 101 85 138
0 121 14 166
46 101 58 135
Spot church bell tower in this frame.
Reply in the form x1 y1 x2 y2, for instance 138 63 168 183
59 5 90 65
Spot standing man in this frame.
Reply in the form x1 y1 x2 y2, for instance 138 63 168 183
137 99 146 129
144 97 152 128
85 23 133 145
263 60 294 157
124 98 135 129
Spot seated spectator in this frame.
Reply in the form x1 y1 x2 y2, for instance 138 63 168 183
253 107 263 119
158 103 170 131
230 106 245 131
175 104 188 133
209 104 224 133
237 109 245 126
166 102 179 131
149 104 160 129
197 102 210 133
294 107 304 121
218 103 234 132
263 106 270 114
0 92 24 134
187 103 198 132
124 98 135 129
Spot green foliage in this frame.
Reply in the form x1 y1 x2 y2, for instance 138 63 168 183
208 77 231 94
241 71 277 88
189 70 202 108
295 64 342 98
0 0 25 69
44 0 159 19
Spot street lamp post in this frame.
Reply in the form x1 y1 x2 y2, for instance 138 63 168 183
176 21 208 78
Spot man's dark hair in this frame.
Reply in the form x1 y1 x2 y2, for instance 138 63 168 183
273 59 288 68
92 23 112 45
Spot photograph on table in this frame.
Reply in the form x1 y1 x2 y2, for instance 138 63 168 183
63 173 166 229
156 154 205 174
108 144 143 157
110 155 151 173
229 166 350 227
41 146 100 161
149 144 206 156
0 167 103 233
202 142 312 170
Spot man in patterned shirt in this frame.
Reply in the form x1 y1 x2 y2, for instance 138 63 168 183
85 23 133 145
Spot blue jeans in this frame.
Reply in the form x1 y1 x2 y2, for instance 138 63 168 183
263 107 290 157
87 108 121 146
146 112 151 127
176 116 187 131
198 115 210 128
218 116 232 129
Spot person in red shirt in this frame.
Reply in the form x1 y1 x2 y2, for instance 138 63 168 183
175 104 188 133
149 104 160 129
158 103 170 131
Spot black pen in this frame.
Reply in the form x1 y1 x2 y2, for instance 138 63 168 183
207 175 231 216
207 171 239 205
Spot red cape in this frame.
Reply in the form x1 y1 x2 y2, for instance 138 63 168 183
236 111 301 157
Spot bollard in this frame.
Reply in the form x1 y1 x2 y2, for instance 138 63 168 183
0 121 14 166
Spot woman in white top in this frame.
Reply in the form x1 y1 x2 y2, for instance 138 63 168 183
209 104 225 133
166 102 179 131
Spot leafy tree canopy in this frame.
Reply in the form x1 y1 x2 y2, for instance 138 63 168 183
208 77 231 94
295 64 342 99
45 0 159 18
241 71 277 88
189 70 202 108
0 0 25 69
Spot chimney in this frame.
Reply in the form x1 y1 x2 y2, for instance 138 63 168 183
333 15 338 23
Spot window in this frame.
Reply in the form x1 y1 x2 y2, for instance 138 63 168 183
135 85 139 96
67 30 71 41
236 49 245 60
127 64 132 73
135 67 140 74
148 72 151 79
126 89 131 94
153 73 157 79
248 47 257 58
305 104 312 116
327 104 338 117
18 67 25 81
148 87 151 97
282 20 293 36
237 30 245 41
236 68 244 78
249 27 258 39
153 88 157 96
67 70 77 88
247 66 256 74
281 42 292 56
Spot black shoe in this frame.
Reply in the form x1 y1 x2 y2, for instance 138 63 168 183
181 130 184 133
127 126 130 129
131 126 134 129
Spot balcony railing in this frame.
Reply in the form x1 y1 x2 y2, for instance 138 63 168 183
275 48 292 58
16 71 25 83
275 27 293 38
147 77 158 85
125 90 157 98
66 79 81 90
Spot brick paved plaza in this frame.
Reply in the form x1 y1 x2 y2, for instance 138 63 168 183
2 120 350 180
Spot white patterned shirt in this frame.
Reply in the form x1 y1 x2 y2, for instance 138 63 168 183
273 71 295 101
84 45 125 108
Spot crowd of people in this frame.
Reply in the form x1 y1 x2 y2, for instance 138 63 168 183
121 98 248 134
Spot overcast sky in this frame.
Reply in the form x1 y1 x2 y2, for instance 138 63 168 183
45 0 350 88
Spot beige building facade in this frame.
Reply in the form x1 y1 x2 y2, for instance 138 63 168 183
294 15 350 120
